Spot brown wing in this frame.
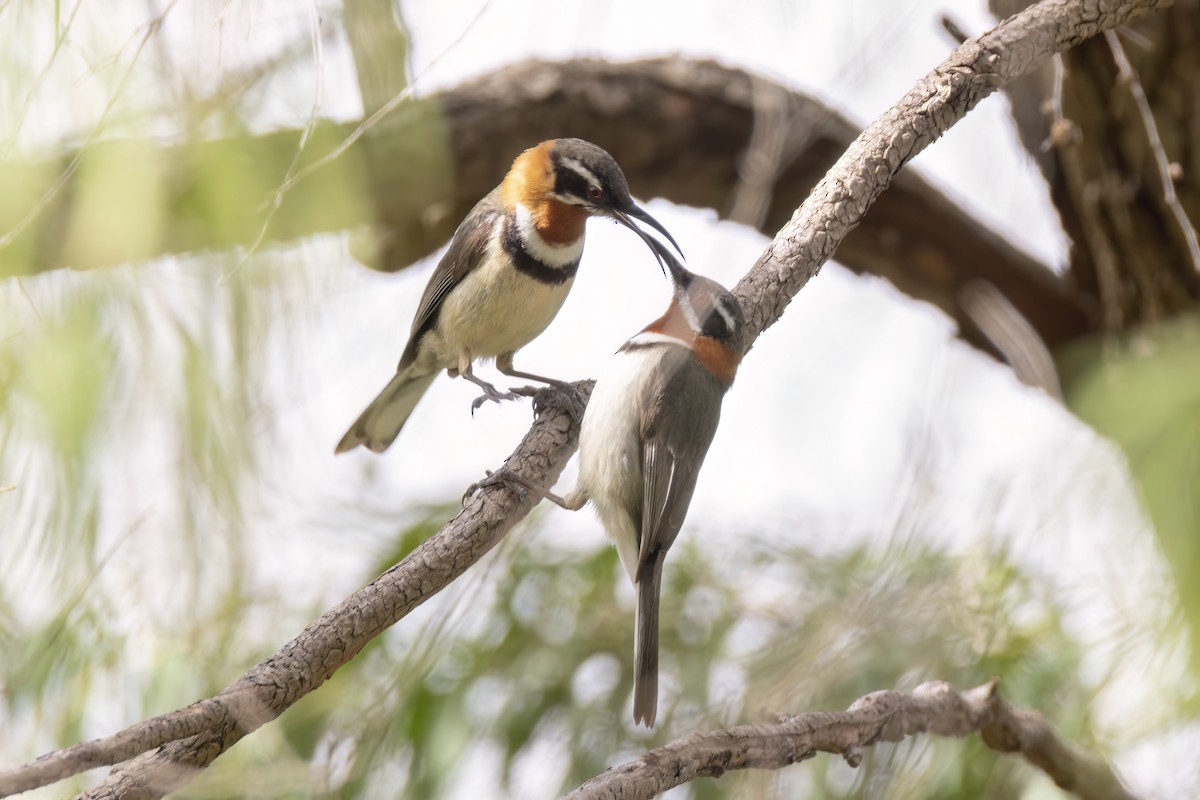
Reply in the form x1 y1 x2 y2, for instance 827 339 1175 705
398 188 503 369
636 349 726 577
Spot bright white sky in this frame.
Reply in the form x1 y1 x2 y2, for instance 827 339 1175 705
2 1 1194 797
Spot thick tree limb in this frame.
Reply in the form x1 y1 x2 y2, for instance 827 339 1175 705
0 0 1165 797
564 680 1136 800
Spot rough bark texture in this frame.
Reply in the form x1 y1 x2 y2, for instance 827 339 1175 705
566 681 1136 800
994 0 1200 331
0 0 1167 798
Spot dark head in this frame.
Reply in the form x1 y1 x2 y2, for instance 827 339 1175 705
503 139 685 272
672 270 743 347
640 267 743 385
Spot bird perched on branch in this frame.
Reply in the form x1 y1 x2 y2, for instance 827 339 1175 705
336 138 683 455
499 259 743 727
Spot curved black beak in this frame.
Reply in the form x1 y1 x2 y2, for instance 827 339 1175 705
623 204 684 259
610 205 689 285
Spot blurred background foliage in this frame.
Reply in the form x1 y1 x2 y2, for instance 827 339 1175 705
1 1 1197 799
1063 314 1200 685
169 511 1108 800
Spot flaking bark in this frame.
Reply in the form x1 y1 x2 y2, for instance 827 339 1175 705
565 681 1136 800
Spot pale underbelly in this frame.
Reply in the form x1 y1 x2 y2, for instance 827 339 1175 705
424 263 573 367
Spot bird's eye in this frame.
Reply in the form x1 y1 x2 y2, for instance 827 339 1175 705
586 185 604 202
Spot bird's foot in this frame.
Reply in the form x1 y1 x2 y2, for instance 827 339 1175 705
469 385 522 416
461 467 528 507
524 381 588 421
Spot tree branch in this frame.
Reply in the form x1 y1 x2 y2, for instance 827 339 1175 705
564 680 1136 800
729 0 1165 345
0 385 590 799
0 0 1165 797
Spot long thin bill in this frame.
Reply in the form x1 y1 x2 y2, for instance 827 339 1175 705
624 204 685 259
611 209 689 284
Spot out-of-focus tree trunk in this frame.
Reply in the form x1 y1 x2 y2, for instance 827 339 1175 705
993 0 1200 332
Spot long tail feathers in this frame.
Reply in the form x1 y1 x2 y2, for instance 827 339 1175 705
334 369 437 454
633 561 663 727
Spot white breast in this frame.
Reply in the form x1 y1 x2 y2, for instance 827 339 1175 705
577 343 680 583
431 215 578 364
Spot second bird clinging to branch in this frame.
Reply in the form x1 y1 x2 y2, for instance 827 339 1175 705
499 256 743 727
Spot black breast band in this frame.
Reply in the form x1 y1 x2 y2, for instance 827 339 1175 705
502 217 581 285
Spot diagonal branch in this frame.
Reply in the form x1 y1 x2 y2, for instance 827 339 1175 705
0 0 1166 798
564 680 1136 800
0 385 590 799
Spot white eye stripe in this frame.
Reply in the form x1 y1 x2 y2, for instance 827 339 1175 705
713 297 736 332
561 157 600 188
675 290 702 331
625 331 690 349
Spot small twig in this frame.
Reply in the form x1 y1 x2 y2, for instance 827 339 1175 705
941 15 971 45
1043 53 1124 330
1116 25 1154 50
959 280 1063 399
1 0 88 156
1104 29 1200 274
564 681 1136 800
1042 54 1081 151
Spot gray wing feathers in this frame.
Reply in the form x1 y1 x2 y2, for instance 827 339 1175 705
638 440 677 567
399 189 503 369
629 351 725 726
636 352 723 572
339 189 502 453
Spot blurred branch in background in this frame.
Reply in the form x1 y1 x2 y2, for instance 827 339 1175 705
0 57 1089 364
343 0 410 114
